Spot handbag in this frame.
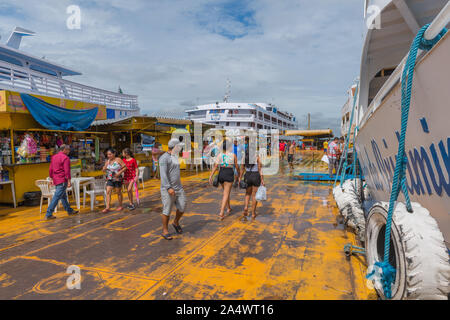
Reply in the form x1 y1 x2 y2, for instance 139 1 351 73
213 174 219 187
239 180 248 189
212 168 220 187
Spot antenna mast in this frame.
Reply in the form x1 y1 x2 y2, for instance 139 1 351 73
223 78 231 102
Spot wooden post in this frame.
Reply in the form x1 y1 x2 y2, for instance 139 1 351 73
10 128 15 164
130 130 133 150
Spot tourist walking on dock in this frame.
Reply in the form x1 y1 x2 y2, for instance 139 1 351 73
327 137 339 177
279 140 286 160
209 138 240 220
122 148 138 210
323 139 328 154
239 145 264 220
45 144 78 220
159 139 186 240
102 148 126 213
288 141 295 169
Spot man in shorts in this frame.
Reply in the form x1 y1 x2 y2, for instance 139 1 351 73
287 141 295 169
279 141 286 160
327 137 339 177
159 139 186 240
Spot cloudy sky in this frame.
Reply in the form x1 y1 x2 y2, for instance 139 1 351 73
0 0 366 134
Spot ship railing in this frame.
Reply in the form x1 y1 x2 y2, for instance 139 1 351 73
360 1 450 129
188 115 205 119
0 60 138 110
227 114 254 118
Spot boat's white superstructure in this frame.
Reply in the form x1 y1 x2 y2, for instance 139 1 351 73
355 0 450 244
0 27 140 120
185 102 298 132
335 1 450 300
340 84 358 138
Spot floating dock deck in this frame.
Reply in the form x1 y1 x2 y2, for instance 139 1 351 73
0 157 375 300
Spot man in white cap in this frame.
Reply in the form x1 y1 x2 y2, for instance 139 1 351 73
158 138 186 240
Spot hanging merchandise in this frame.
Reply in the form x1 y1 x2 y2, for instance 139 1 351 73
17 134 38 159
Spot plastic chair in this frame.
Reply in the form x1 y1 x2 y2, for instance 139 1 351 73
46 177 74 202
83 179 107 211
138 167 145 189
35 180 57 215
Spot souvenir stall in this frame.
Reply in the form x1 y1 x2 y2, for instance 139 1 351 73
0 103 105 205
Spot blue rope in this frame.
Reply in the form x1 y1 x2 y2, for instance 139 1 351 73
379 24 447 300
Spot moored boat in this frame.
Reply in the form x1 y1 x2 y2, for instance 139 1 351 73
338 0 450 300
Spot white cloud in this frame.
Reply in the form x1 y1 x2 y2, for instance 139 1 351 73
0 0 365 134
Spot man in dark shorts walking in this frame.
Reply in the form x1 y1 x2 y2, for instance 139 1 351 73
287 141 295 169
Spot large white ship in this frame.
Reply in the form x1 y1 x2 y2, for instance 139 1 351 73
0 27 140 120
185 102 298 133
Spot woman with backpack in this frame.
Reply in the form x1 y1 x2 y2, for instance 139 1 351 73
239 145 265 220
209 138 240 221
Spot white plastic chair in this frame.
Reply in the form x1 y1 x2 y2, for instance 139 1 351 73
35 180 57 215
138 167 145 189
46 177 74 202
83 179 107 211
71 168 81 178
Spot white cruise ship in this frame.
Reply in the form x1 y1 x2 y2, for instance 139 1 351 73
185 102 298 132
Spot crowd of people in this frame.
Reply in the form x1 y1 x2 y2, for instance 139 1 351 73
44 137 278 240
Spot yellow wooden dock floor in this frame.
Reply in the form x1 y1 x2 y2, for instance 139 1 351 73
0 156 376 300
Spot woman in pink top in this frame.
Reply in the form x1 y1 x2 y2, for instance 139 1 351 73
122 148 138 210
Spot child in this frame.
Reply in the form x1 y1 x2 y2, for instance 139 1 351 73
122 148 139 210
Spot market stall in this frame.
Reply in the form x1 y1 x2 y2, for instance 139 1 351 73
0 112 107 205
90 116 196 172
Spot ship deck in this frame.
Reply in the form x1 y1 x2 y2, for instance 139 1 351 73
0 153 375 300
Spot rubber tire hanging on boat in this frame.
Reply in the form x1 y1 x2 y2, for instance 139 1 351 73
333 180 366 241
366 202 450 300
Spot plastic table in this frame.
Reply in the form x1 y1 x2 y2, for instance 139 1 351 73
71 177 95 210
0 180 16 208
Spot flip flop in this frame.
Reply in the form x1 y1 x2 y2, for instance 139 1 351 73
102 208 110 214
161 233 173 240
172 223 183 234
218 214 225 221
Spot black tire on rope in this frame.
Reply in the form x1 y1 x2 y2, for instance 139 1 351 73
366 202 450 300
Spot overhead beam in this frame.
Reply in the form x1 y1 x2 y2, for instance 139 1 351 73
393 0 420 34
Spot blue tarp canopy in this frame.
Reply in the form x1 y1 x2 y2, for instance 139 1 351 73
20 93 98 131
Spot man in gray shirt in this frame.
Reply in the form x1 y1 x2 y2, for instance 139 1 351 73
159 138 186 240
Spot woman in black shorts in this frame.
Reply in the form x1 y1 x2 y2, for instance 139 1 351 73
209 138 240 220
102 148 126 213
239 146 265 220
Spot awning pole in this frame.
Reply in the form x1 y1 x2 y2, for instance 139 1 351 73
10 128 15 164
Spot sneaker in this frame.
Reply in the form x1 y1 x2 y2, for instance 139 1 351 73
45 215 56 220
68 211 79 216
127 204 136 211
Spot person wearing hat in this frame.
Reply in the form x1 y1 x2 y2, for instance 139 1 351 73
158 138 186 240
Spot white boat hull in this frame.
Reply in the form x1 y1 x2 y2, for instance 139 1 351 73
356 32 450 245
